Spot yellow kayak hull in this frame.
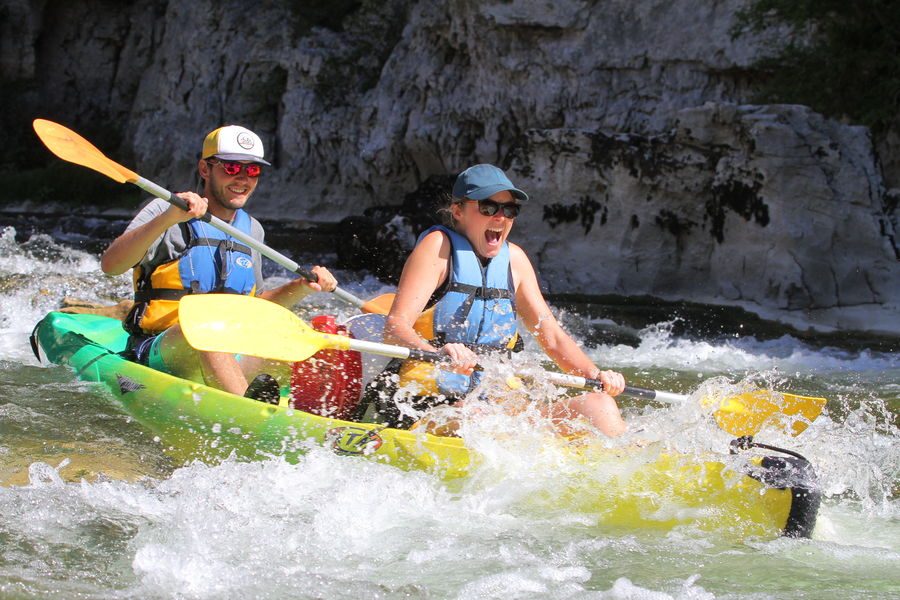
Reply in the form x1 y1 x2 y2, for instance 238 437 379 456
32 312 819 539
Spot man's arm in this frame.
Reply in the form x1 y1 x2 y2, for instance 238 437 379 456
257 265 337 307
100 194 208 275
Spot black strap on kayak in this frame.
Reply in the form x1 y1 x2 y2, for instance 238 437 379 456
134 285 246 303
730 436 821 538
729 435 809 461
29 321 42 361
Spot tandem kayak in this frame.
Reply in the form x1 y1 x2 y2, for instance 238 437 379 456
31 311 820 539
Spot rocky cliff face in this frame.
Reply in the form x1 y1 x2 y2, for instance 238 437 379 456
511 104 898 335
3 0 898 335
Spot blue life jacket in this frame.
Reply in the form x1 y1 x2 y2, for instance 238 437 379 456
401 225 518 397
176 212 257 295
128 210 257 334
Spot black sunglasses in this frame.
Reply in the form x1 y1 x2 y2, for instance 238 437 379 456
467 199 522 219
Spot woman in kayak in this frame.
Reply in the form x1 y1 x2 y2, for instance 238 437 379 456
100 125 337 401
382 164 627 437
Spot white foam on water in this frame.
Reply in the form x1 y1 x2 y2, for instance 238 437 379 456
1 391 897 598
0 448 739 598
0 227 131 363
584 318 899 375
111 450 611 596
0 228 97 276
786 411 900 516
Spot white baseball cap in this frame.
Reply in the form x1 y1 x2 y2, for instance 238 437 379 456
201 125 271 165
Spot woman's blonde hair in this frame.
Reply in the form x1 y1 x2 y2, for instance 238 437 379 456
436 191 463 229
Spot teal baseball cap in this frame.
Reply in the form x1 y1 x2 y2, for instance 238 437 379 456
452 164 528 202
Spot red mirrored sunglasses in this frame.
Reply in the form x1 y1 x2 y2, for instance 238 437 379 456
206 159 263 178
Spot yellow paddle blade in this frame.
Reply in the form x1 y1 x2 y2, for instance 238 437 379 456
711 391 827 437
178 295 349 362
32 119 139 184
360 292 435 337
360 293 394 315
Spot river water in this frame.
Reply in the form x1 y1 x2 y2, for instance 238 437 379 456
0 218 897 599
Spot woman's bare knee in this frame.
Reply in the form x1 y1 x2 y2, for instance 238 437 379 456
559 392 626 437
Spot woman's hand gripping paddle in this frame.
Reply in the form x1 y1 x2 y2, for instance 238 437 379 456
31 119 366 308
343 314 826 437
179 295 827 437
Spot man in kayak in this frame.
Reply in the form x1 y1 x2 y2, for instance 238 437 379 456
100 125 337 401
382 164 627 437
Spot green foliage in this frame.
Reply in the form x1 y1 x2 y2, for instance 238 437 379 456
732 0 900 132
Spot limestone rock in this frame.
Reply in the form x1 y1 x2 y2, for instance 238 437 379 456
5 0 898 335
511 104 899 335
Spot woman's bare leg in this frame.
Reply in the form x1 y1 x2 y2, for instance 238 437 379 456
543 392 626 437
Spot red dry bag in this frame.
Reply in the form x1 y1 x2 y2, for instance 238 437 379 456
289 315 363 420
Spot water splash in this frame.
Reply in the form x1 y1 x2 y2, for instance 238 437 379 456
1 218 898 598
0 226 131 362
589 318 899 374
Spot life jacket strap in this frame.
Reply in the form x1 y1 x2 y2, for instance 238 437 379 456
444 282 513 338
432 333 518 356
446 282 513 300
190 238 252 255
134 288 191 303
134 284 250 304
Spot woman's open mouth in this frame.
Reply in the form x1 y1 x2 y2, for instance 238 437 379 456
485 228 503 246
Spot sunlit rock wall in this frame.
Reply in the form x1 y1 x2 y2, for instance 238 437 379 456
510 104 898 335
4 0 897 334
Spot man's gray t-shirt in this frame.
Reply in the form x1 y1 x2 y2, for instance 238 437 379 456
126 198 265 289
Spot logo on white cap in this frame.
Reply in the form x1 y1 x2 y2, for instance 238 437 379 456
236 132 255 150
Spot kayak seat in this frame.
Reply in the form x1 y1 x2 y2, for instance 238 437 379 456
245 373 280 405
